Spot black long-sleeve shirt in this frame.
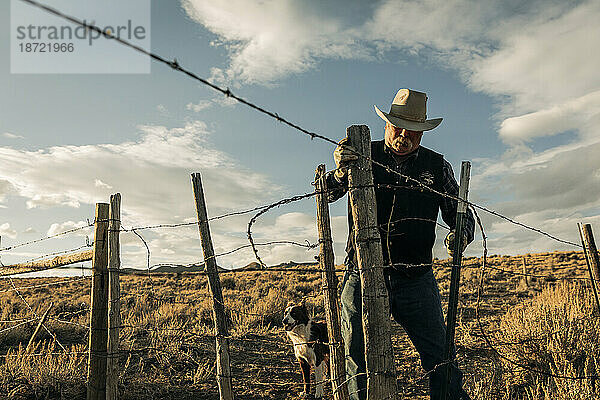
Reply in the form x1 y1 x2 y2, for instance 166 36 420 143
326 143 475 274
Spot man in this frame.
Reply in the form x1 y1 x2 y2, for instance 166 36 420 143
326 88 474 400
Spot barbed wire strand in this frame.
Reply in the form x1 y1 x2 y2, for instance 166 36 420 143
246 192 319 267
0 275 90 294
0 223 92 253
5 275 67 351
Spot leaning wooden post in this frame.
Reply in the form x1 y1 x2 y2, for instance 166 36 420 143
107 193 122 400
578 223 600 313
26 302 54 351
87 203 110 400
315 164 350 400
346 125 397 400
440 161 471 400
191 173 234 400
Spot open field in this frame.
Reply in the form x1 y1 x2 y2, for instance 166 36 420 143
1 250 599 399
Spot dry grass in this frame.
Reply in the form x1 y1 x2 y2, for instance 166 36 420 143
0 250 597 399
490 281 600 399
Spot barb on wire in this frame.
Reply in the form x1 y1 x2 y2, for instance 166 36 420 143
0 223 92 253
17 244 92 265
247 191 319 267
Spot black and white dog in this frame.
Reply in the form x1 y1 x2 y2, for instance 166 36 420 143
283 303 329 398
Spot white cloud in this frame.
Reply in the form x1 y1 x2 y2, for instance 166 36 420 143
469 1 600 114
2 132 24 139
0 179 15 204
0 223 17 239
182 0 373 84
47 220 90 237
94 179 112 189
498 91 600 143
185 96 237 113
27 194 81 209
186 100 212 112
0 121 275 216
0 121 287 267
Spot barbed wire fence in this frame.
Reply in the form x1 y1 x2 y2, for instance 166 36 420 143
1 182 598 398
1 1 598 399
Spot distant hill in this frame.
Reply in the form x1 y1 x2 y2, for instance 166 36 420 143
120 263 224 275
119 260 318 275
239 260 318 271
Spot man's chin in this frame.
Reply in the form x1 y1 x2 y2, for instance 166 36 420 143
390 146 414 156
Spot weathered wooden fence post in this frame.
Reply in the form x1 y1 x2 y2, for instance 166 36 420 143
315 164 350 400
440 161 471 400
107 193 122 400
578 223 600 312
346 125 397 400
3 250 93 274
521 257 529 289
26 302 53 351
191 173 234 400
87 203 109 400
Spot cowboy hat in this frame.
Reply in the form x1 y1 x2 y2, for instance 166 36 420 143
374 88 443 131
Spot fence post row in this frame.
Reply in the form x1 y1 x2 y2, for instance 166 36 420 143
107 193 122 400
440 161 471 400
87 203 110 400
315 164 350 400
578 223 600 312
191 173 234 400
346 125 397 399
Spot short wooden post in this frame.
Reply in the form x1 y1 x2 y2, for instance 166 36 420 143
107 193 121 400
87 203 110 400
440 161 471 400
315 164 350 400
346 125 397 400
191 173 233 400
521 257 529 288
578 223 600 312
26 302 53 351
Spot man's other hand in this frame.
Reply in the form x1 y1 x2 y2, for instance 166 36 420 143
445 231 467 257
334 137 358 180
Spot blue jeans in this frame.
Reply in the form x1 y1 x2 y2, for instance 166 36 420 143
340 268 470 400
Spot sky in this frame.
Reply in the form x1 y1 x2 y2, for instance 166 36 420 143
1 0 599 274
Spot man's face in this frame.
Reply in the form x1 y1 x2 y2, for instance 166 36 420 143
384 123 423 156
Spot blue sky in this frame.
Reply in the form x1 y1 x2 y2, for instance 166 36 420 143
1 0 599 271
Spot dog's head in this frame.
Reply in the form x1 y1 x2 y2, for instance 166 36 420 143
282 302 309 331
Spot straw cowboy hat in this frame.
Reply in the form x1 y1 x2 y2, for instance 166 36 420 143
374 88 443 131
